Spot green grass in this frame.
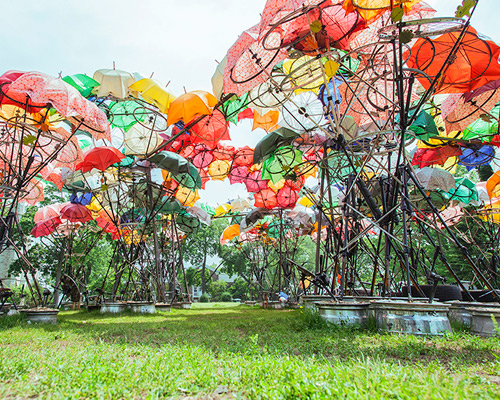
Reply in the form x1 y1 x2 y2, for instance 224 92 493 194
0 305 499 399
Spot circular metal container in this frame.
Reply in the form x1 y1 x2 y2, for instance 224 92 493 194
316 301 370 326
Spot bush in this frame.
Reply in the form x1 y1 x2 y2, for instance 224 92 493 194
199 293 210 303
221 292 232 302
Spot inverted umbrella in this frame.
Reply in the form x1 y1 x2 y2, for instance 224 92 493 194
280 91 325 132
459 145 495 171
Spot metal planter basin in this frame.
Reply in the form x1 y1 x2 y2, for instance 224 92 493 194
371 301 451 336
172 302 192 309
155 303 172 312
316 301 370 326
21 309 59 324
127 302 156 314
470 308 500 337
301 295 333 311
447 302 500 329
100 302 127 314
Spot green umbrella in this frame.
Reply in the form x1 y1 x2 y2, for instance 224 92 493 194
62 74 100 98
200 203 216 216
262 146 303 184
440 177 478 204
155 198 183 214
172 164 202 190
148 151 189 174
463 106 499 142
253 127 299 165
408 111 439 141
109 101 149 132
221 93 249 124
176 211 201 234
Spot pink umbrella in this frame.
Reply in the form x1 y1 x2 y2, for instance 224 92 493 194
60 203 93 223
224 24 288 96
244 171 268 192
34 204 61 223
229 165 250 184
5 71 110 140
276 186 299 209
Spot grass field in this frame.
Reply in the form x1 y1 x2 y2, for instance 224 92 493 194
0 304 499 399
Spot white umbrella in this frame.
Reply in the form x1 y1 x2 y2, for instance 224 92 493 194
93 69 136 99
280 91 326 132
124 124 163 156
414 167 456 192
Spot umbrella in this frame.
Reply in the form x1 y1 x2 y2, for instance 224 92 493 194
149 151 190 174
76 146 125 172
70 192 93 206
436 205 464 229
166 90 217 126
280 91 325 132
414 167 456 192
223 24 288 97
220 93 249 124
486 171 500 199
62 74 100 98
459 145 496 171
252 110 279 132
175 187 200 207
129 78 176 113
31 216 62 238
93 69 136 98
213 144 235 161
220 224 241 245
440 177 478 204
463 106 499 143
254 188 278 209
207 160 231 181
176 212 201 234
276 186 299 209
211 57 226 101
34 204 61 223
262 146 303 183
343 0 421 22
109 100 150 132
124 124 163 156
191 146 214 169
247 71 291 115
5 71 110 139
233 146 254 166
407 26 500 94
411 146 462 168
187 206 211 226
229 165 250 185
231 197 251 212
155 198 183 214
172 163 202 190
60 203 93 223
190 110 230 149
253 127 298 164
244 170 268 193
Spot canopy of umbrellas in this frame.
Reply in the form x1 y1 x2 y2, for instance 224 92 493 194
2 0 500 253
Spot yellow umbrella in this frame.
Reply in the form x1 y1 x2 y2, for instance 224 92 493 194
214 203 231 217
129 78 176 114
207 160 231 181
175 186 200 207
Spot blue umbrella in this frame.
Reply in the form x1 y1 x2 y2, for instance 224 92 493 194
70 192 93 206
459 145 495 171
318 78 343 114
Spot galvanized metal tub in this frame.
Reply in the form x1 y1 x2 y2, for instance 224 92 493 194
371 301 451 336
316 301 370 326
470 308 500 337
21 309 59 324
447 302 500 329
301 295 333 311
127 302 156 314
172 302 192 309
100 302 127 313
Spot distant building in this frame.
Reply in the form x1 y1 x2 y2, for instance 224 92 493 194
187 264 237 300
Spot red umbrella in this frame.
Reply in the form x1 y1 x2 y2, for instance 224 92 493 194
412 146 462 168
277 186 299 209
191 145 214 168
254 188 278 209
60 203 93 223
213 144 235 161
31 216 62 238
190 110 230 149
76 146 125 173
233 146 255 166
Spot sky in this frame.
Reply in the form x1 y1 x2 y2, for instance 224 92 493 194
2 0 499 206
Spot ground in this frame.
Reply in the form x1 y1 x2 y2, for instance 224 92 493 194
0 303 499 399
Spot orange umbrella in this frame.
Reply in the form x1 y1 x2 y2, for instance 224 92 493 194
252 110 279 132
220 223 241 245
166 90 217 126
254 188 278 209
343 0 422 23
407 26 500 94
486 171 500 199
190 109 230 148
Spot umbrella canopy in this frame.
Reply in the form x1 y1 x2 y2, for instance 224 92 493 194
223 24 288 97
414 167 456 192
459 145 496 171
62 74 100 98
31 216 62 238
149 151 190 174
440 177 478 204
253 127 298 164
34 204 61 223
190 110 230 149
207 160 231 181
486 170 500 199
276 186 299 209
124 124 163 156
109 100 150 132
166 90 217 126
187 206 212 226
280 92 325 132
233 146 255 166
407 26 500 94
231 197 251 212
60 203 93 223
254 188 278 209
412 146 462 168
129 78 176 113
175 186 200 207
70 192 93 206
176 212 201 234
229 165 250 185
244 170 268 193
76 146 125 172
211 57 226 101
220 223 241 245
93 69 136 98
262 146 303 183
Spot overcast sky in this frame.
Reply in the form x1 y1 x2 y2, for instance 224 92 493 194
2 0 499 205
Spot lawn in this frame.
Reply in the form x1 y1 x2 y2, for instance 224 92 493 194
0 304 499 399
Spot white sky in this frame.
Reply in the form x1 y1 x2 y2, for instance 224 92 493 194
2 0 499 205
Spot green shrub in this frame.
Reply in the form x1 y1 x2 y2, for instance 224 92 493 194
221 292 232 302
199 293 209 303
